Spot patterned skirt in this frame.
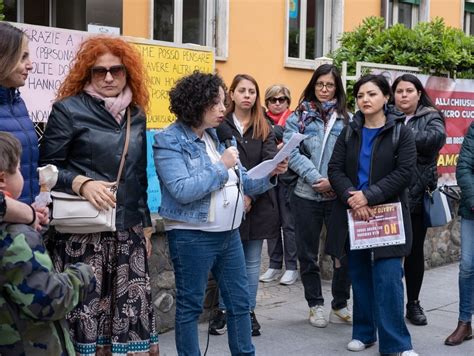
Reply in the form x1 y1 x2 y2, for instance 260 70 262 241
48 225 159 356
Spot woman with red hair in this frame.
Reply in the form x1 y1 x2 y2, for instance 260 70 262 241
40 36 159 355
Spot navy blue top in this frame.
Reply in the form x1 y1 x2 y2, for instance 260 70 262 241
357 127 382 190
0 87 39 204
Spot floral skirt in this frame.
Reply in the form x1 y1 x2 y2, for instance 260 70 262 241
48 225 159 356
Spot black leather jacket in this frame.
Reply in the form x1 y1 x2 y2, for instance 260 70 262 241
406 105 446 213
39 92 151 230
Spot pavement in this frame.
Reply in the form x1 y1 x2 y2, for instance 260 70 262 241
157 252 473 356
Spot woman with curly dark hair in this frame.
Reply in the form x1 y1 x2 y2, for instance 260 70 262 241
40 36 158 355
153 71 286 355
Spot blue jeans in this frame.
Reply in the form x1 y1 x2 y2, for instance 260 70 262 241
167 229 255 356
459 218 474 322
219 239 263 311
348 250 412 354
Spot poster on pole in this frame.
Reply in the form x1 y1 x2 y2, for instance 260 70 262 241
347 203 406 250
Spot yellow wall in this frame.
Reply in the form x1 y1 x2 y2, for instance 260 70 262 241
430 0 463 28
123 0 150 38
122 0 466 111
215 0 312 110
344 0 380 31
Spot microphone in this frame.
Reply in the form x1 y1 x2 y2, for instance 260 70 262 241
216 124 240 179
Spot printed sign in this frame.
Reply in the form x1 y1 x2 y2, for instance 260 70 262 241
348 203 406 250
13 22 215 212
15 22 214 129
371 69 474 186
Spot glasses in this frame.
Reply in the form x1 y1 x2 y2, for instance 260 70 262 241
91 65 126 80
315 82 335 91
268 96 288 104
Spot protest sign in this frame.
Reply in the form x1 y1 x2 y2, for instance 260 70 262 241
348 202 406 250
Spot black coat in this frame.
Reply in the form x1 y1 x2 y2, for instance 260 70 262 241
39 92 151 230
220 114 280 241
326 107 416 260
406 105 446 213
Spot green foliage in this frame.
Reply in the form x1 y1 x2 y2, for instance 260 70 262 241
0 0 5 21
330 16 474 108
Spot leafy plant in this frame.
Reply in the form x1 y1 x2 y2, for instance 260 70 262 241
0 0 5 21
330 16 474 109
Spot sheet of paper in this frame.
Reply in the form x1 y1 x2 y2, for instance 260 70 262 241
247 133 306 179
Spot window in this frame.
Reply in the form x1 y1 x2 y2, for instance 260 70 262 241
286 0 339 70
3 0 121 32
465 1 474 35
152 0 229 60
383 0 421 28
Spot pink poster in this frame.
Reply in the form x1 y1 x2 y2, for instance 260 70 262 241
15 23 90 122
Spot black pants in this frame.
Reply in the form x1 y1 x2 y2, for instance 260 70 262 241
404 212 428 302
267 183 298 270
290 193 351 309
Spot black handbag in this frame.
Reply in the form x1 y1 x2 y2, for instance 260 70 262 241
423 185 460 228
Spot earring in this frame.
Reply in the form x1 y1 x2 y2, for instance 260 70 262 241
383 102 388 113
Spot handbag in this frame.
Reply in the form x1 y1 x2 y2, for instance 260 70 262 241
50 109 131 234
423 185 460 228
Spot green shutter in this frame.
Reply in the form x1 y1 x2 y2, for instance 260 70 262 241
399 0 420 5
466 2 474 13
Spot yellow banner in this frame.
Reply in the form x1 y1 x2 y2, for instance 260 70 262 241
133 44 214 129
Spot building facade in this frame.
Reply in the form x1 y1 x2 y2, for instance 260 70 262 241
3 0 472 107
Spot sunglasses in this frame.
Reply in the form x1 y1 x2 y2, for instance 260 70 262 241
268 96 288 104
91 65 126 80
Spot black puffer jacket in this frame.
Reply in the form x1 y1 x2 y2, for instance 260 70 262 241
220 114 280 241
326 107 416 260
405 105 446 213
39 92 151 230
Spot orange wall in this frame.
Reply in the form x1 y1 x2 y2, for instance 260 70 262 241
215 0 312 110
123 0 150 38
344 0 380 31
430 0 463 28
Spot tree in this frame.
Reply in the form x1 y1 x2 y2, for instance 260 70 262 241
330 16 474 108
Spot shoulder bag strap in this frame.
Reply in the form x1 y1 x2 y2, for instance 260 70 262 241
112 108 131 192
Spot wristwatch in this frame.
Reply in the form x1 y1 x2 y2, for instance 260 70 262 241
0 191 6 223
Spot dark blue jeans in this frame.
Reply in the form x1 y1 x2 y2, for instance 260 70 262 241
167 229 255 356
290 194 350 309
348 250 412 354
459 218 474 322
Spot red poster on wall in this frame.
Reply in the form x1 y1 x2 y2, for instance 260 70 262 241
371 70 474 186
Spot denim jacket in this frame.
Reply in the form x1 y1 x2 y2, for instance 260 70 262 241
153 122 275 224
283 109 346 201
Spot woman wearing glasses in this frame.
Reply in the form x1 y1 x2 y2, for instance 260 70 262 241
283 64 351 327
40 37 159 355
259 84 299 286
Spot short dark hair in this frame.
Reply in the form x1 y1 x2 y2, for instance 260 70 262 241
353 74 392 99
0 132 22 174
391 73 440 113
169 71 226 128
297 64 349 120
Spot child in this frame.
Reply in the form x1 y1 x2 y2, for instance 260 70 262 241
0 132 95 355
